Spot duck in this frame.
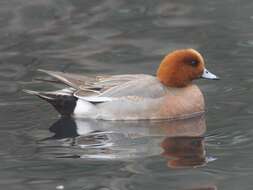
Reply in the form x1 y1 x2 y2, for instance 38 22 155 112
24 49 219 120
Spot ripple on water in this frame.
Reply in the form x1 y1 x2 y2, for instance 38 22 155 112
0 0 252 189
237 40 253 48
153 18 213 28
205 114 253 175
6 1 74 33
0 62 28 95
0 63 27 79
0 81 18 94
207 128 253 151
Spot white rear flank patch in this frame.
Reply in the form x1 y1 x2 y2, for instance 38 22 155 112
74 99 97 117
75 120 95 135
77 96 114 103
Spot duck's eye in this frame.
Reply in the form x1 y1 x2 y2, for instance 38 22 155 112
190 60 198 67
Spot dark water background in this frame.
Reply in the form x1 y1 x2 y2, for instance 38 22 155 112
1 0 253 189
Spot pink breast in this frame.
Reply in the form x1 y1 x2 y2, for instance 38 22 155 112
159 85 205 120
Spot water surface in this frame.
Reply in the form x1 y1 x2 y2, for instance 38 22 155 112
1 0 253 189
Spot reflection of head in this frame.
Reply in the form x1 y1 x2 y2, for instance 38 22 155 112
182 186 217 190
161 136 206 168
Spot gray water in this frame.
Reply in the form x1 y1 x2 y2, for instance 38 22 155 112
1 0 253 189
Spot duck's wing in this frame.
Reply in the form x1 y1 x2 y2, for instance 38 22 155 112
74 75 168 102
38 70 167 103
38 69 100 89
38 69 147 92
99 75 167 98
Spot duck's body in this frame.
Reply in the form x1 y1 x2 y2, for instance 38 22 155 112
24 49 218 120
73 75 205 120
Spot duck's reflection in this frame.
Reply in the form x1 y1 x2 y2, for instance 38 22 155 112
49 117 78 139
161 136 205 168
46 115 209 168
181 186 217 190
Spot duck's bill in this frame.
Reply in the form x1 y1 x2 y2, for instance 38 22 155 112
201 68 219 80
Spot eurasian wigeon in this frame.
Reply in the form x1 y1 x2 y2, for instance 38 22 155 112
24 49 218 120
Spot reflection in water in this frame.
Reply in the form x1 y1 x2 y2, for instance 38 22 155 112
161 136 205 168
0 0 252 189
181 186 217 190
43 115 210 168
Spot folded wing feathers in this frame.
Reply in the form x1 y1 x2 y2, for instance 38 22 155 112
36 70 141 103
37 70 161 101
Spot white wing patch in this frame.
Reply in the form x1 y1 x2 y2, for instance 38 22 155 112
77 96 114 103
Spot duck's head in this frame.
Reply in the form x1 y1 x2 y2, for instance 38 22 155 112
157 49 219 87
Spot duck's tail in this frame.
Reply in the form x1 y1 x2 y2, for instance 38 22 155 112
23 69 92 116
23 89 77 116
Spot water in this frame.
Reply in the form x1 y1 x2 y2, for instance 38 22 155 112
0 0 253 189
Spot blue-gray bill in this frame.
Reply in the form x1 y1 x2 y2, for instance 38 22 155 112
201 68 219 80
